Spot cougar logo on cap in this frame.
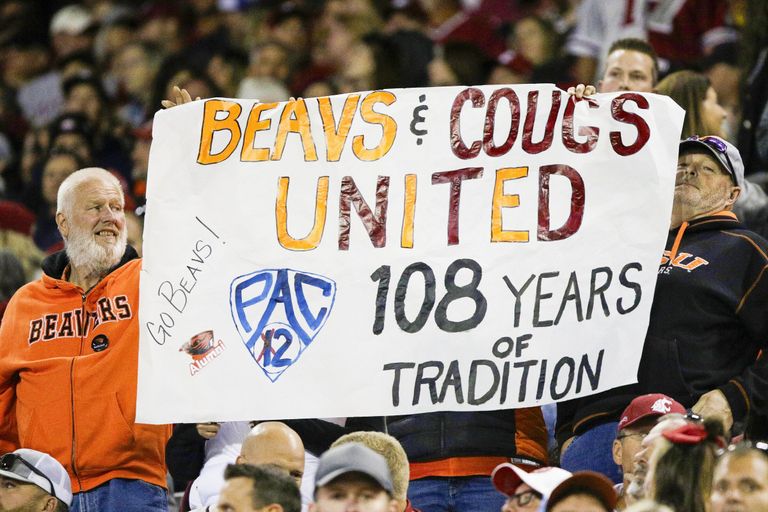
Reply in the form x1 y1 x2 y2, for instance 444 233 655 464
651 397 673 414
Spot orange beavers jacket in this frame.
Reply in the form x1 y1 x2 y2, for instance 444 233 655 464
0 247 171 493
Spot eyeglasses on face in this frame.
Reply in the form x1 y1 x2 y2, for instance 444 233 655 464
507 489 542 507
0 453 57 500
617 432 647 441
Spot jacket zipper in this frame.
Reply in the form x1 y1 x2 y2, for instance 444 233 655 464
70 292 87 490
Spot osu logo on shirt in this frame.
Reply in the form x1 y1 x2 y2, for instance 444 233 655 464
28 295 132 344
659 251 709 272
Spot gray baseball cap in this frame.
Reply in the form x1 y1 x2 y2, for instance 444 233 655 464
314 443 394 495
0 449 73 506
679 136 745 189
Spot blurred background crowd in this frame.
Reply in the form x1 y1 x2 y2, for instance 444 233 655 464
1 0 768 314
1 2 768 511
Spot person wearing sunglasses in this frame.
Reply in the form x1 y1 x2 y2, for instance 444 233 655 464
491 464 571 511
0 449 73 512
557 135 768 484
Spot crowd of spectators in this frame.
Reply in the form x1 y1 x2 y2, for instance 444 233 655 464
1 0 768 511
2 0 768 302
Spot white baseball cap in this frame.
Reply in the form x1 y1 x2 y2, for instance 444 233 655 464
50 5 93 36
0 449 73 506
492 464 572 498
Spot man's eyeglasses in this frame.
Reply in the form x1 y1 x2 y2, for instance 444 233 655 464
685 135 737 183
0 453 56 499
617 432 647 441
506 489 542 507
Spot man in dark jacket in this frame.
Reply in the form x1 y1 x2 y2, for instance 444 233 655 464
557 136 768 482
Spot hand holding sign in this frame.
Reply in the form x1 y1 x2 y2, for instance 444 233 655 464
137 84 684 423
161 85 199 109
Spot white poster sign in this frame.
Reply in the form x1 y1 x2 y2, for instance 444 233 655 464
137 85 684 423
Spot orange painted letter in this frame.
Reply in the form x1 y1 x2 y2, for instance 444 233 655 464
241 102 278 161
272 99 318 161
318 95 360 161
491 166 529 242
197 100 242 165
401 174 417 248
276 176 328 250
352 91 397 161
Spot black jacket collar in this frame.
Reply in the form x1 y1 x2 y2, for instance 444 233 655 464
672 212 741 235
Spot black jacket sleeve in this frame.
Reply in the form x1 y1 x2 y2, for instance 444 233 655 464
166 424 206 492
283 417 388 455
718 244 768 422
282 419 348 455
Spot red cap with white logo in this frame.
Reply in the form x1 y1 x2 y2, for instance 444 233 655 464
618 393 686 431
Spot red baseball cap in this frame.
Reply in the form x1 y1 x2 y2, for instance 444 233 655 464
618 393 686 431
0 201 35 236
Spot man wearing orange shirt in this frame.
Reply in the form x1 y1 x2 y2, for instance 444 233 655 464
0 167 171 511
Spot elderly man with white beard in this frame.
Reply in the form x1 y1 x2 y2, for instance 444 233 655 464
0 167 171 512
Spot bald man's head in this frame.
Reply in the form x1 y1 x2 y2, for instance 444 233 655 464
236 422 305 487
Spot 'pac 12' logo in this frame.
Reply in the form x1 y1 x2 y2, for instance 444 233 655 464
229 269 336 382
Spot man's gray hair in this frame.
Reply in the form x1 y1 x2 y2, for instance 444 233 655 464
56 167 123 217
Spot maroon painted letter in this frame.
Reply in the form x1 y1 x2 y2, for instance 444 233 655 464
538 164 585 241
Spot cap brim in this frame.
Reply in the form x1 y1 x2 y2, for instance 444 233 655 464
491 463 525 495
679 140 736 185
315 469 392 495
0 468 35 486
619 411 660 431
547 472 617 511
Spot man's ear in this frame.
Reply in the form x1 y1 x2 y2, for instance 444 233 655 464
56 211 69 239
728 186 741 206
235 455 245 465
612 438 622 466
42 495 58 511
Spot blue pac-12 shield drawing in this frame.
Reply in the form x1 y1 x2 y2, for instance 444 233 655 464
229 269 337 382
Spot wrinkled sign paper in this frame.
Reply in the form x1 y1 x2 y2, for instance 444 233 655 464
137 85 684 423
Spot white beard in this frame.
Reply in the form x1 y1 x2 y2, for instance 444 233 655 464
64 223 127 279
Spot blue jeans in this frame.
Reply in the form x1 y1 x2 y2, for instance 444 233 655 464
71 478 168 512
408 476 506 512
560 421 622 484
